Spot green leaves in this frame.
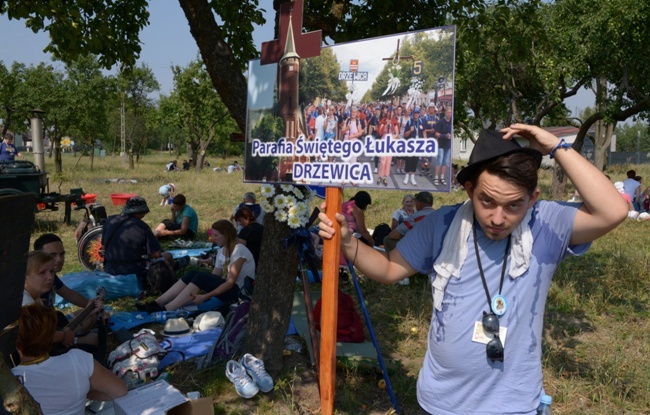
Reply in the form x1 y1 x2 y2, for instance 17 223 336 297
3 0 149 69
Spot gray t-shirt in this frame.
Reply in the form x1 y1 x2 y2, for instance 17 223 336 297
398 201 589 414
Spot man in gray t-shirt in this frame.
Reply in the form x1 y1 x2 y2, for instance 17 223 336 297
319 125 627 414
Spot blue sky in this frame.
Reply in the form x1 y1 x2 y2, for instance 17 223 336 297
0 1 593 114
0 1 275 97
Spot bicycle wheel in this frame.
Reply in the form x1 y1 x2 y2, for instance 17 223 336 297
78 226 104 271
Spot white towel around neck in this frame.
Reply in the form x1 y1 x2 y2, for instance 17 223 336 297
431 200 533 311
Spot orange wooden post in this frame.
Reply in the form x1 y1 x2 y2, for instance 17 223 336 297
319 187 342 415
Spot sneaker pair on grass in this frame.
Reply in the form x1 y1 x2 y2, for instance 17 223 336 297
226 353 274 398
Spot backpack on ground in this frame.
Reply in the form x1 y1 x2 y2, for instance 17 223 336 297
204 301 251 367
372 223 392 247
108 328 168 388
147 258 177 294
313 289 365 343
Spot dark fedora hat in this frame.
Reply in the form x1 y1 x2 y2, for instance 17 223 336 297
121 196 150 215
456 129 542 185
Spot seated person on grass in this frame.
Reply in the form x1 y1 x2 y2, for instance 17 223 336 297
34 233 102 323
12 304 127 414
103 196 164 295
154 193 199 241
22 251 102 355
137 220 255 312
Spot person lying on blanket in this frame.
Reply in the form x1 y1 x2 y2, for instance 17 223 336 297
137 220 255 312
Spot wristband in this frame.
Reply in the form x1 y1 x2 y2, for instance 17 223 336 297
549 138 572 159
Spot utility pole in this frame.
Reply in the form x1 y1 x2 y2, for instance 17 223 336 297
120 92 126 165
636 130 641 164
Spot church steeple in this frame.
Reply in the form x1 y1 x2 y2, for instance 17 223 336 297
281 15 300 61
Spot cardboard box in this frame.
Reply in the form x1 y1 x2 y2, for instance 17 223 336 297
113 380 213 415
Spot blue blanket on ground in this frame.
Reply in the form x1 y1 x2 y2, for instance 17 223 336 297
107 298 225 332
55 271 139 308
158 328 223 369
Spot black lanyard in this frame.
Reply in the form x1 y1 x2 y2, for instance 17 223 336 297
473 220 511 308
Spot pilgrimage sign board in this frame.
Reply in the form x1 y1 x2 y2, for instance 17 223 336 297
254 3 456 413
246 26 456 192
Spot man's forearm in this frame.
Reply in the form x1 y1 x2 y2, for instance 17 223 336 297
554 146 623 215
340 238 408 284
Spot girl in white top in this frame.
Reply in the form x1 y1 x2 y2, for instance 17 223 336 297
11 304 126 415
151 220 255 311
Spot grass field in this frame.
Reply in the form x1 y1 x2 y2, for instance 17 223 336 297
30 152 650 414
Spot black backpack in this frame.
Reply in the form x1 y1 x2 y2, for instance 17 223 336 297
146 259 177 294
372 223 392 247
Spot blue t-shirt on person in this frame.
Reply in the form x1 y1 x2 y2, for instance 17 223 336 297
0 142 18 161
397 201 589 414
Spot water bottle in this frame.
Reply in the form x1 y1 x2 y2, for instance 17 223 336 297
151 310 190 322
536 394 552 415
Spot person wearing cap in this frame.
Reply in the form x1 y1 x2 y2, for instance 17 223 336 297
102 196 163 292
318 124 627 414
159 183 176 206
0 131 23 161
383 191 434 253
403 107 426 186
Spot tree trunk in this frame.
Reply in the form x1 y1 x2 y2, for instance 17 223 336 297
179 0 248 131
54 138 63 175
195 152 205 172
0 355 43 415
244 214 300 376
551 164 567 200
0 193 40 414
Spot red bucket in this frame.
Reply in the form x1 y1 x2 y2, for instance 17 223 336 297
110 193 138 206
72 193 98 206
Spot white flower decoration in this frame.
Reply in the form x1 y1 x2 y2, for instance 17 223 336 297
261 200 273 213
288 204 300 216
275 210 288 222
261 184 275 198
288 215 302 228
259 184 311 228
274 194 289 209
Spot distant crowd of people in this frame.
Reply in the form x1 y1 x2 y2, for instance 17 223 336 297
302 100 454 187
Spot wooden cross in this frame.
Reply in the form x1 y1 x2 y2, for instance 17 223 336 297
260 0 321 65
382 39 413 64
259 4 340 415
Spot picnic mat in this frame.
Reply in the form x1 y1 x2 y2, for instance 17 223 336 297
166 248 214 259
107 298 226 332
292 290 397 370
55 271 139 308
158 328 223 369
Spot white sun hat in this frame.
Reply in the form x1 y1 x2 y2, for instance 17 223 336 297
163 317 192 337
193 311 225 332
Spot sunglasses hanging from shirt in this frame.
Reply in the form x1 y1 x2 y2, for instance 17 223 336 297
473 221 511 362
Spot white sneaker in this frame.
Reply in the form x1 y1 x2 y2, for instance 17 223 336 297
374 167 378 174
225 360 259 398
410 174 417 186
403 175 409 185
240 353 274 393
